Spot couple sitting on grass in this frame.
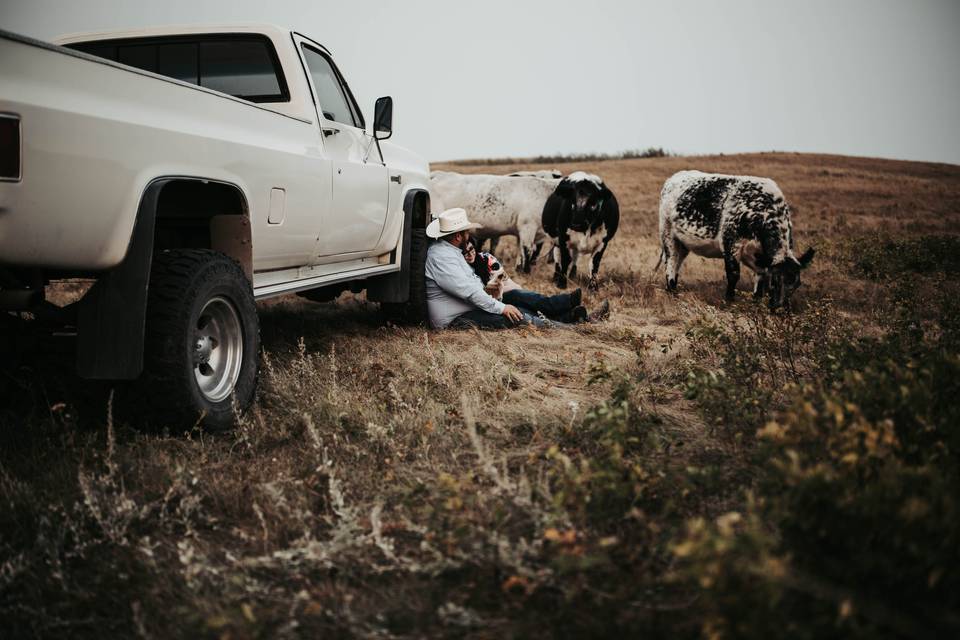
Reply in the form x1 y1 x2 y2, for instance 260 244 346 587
425 208 609 330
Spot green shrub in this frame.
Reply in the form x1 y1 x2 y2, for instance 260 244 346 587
673 251 960 637
760 352 960 636
548 378 668 529
682 304 849 438
843 234 960 280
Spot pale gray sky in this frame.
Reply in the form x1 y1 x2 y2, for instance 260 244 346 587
2 0 958 164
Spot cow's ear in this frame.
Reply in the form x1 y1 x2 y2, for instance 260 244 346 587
599 182 613 201
799 247 815 268
755 253 773 269
555 178 574 197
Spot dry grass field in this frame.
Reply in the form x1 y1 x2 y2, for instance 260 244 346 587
1 152 959 638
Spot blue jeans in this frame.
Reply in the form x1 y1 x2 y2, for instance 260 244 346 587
502 289 575 319
448 306 557 330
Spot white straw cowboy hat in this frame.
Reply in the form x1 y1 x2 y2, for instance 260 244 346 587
426 208 483 239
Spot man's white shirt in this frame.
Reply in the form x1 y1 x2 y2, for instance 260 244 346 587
424 240 506 329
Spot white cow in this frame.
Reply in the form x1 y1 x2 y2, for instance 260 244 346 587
508 169 563 179
429 171 560 272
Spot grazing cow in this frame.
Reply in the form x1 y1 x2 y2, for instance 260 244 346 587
508 169 563 179
658 170 815 309
542 171 620 289
429 171 559 272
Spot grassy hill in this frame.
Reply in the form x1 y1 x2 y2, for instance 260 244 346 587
2 153 959 638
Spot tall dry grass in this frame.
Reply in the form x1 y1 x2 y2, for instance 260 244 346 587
2 152 959 638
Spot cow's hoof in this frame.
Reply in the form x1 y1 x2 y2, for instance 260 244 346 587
588 277 599 291
554 275 568 289
666 278 677 292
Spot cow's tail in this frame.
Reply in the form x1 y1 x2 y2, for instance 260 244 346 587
652 248 664 272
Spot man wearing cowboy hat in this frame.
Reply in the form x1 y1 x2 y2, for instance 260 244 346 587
425 208 531 329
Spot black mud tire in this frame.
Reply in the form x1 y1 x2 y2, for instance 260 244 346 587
381 228 429 325
142 249 259 432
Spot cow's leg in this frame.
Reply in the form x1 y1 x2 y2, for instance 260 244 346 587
665 238 688 292
554 234 572 288
545 242 555 264
753 271 769 299
658 205 670 267
722 237 740 301
568 245 584 282
588 241 609 290
517 223 539 273
527 241 544 270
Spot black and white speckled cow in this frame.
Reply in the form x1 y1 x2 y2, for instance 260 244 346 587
658 170 814 309
542 172 620 289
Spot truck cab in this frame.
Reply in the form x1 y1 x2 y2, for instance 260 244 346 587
0 25 431 429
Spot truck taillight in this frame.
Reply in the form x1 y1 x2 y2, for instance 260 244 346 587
0 114 21 181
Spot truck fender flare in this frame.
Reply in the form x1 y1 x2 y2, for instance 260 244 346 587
403 187 431 231
77 176 250 380
365 188 430 304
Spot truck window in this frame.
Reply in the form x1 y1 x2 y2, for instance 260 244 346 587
300 45 359 128
200 41 282 101
118 44 155 72
158 43 199 85
72 41 116 61
67 36 288 103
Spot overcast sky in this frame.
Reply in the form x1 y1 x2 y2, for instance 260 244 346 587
2 0 958 164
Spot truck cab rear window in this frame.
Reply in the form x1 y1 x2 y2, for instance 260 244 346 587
67 36 289 103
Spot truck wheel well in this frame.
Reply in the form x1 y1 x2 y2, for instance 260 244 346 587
153 179 252 280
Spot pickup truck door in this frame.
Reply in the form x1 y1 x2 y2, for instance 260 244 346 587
296 40 389 256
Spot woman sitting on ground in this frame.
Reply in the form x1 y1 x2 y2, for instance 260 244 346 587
462 237 609 323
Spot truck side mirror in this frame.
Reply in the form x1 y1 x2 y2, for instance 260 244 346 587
374 96 393 140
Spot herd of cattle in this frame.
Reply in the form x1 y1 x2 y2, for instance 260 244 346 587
429 168 815 309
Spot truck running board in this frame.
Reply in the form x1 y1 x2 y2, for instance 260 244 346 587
253 261 399 300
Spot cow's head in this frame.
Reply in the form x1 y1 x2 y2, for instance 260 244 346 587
757 248 815 310
555 172 613 232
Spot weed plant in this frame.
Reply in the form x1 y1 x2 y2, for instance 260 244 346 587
674 235 960 638
2 157 958 638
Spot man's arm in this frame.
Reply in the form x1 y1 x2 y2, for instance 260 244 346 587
427 251 505 315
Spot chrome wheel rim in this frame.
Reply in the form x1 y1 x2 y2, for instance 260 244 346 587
192 296 243 403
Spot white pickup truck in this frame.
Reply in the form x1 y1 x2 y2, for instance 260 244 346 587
0 25 432 428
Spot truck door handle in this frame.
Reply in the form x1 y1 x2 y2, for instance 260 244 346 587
322 127 340 137
390 175 402 184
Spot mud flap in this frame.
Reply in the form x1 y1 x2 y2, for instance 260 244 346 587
76 182 161 379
